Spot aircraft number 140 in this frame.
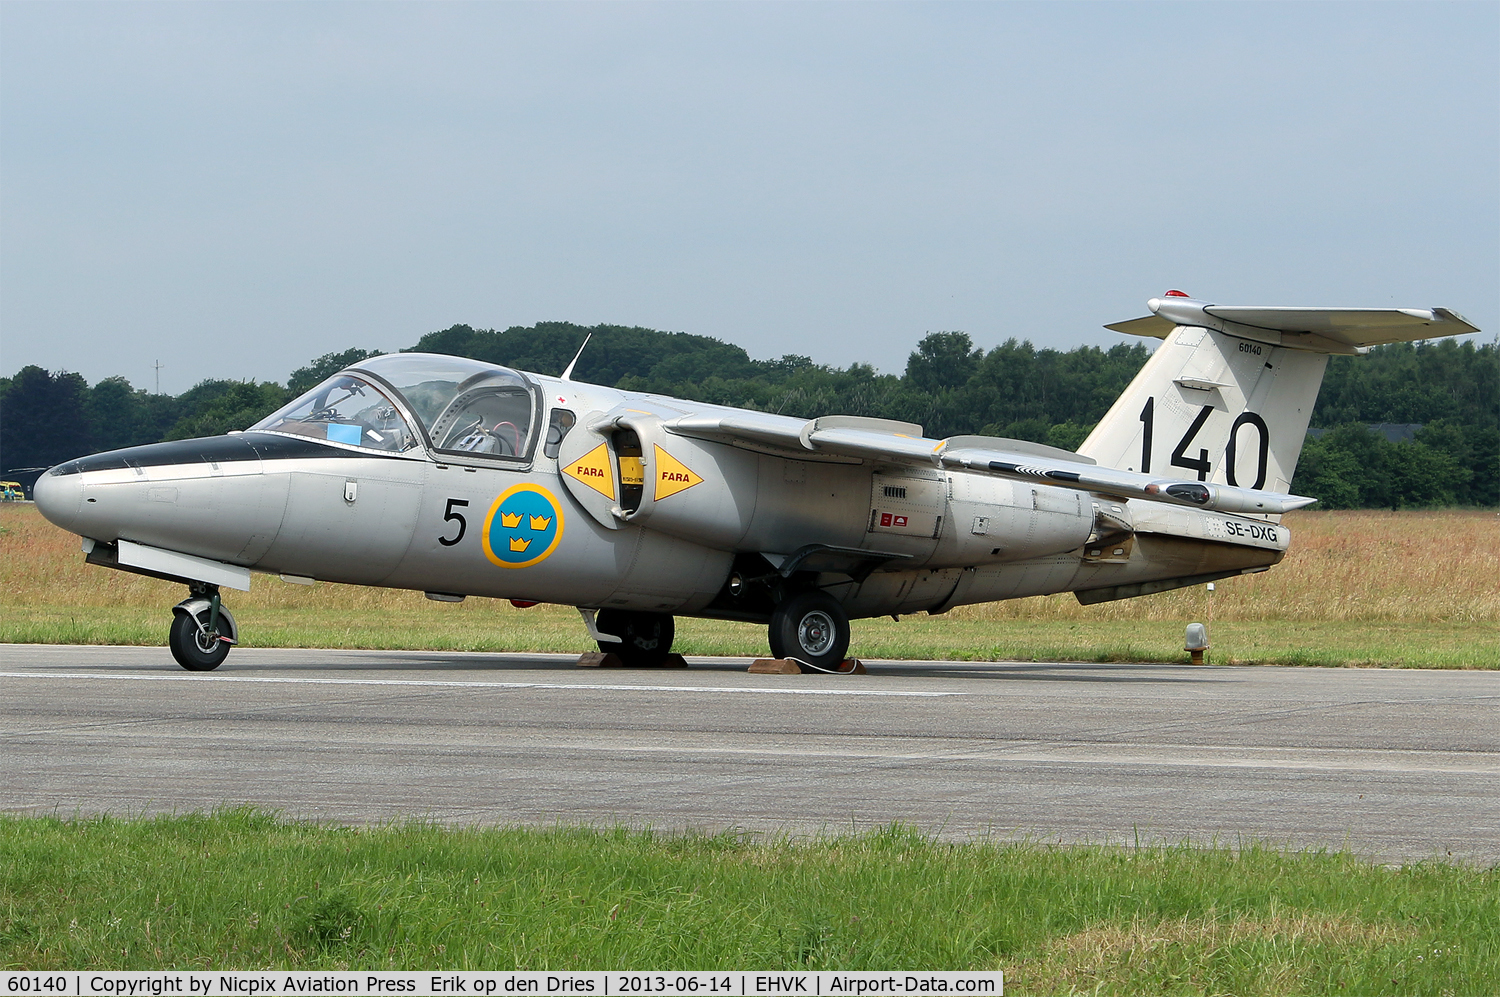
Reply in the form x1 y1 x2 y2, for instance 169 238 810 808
1139 398 1270 489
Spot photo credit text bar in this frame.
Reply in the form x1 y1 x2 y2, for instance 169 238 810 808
2 972 1002 996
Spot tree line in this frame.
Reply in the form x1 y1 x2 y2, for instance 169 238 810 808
2 323 1494 508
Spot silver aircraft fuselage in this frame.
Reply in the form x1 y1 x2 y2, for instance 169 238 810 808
34 351 1286 626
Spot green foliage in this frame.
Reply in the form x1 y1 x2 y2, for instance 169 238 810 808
0 369 283 471
938 337 1152 441
1292 433 1365 509
84 376 149 454
1301 430 1447 512
163 380 290 441
1293 338 1498 508
0 366 92 473
1315 339 1497 427
409 322 761 386
288 348 385 395
905 331 980 393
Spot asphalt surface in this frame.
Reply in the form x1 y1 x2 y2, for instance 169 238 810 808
2 644 1496 863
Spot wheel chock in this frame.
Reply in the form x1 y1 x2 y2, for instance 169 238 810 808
749 658 802 674
576 652 690 668
747 658 868 675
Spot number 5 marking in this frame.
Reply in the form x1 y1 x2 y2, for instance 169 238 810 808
439 498 469 546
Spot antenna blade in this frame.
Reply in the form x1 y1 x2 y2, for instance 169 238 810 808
561 333 592 381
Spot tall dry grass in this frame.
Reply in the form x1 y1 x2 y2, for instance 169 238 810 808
2 503 465 614
3 505 1496 625
955 509 1499 625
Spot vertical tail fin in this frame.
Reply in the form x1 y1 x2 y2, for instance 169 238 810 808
1078 325 1326 494
1077 296 1479 495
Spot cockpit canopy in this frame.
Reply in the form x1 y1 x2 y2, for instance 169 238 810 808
249 353 540 460
249 373 418 453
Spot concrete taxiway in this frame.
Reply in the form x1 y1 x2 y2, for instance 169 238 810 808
2 644 1496 863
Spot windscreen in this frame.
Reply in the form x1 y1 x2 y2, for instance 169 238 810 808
249 374 418 452
353 353 539 459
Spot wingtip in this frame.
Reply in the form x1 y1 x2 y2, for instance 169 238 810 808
1432 308 1481 336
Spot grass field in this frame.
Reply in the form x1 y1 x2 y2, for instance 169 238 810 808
3 504 1496 667
2 811 1495 993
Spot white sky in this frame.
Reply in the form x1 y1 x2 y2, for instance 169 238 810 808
2 2 1495 395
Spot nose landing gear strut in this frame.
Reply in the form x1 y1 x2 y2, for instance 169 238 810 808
592 608 675 667
169 585 238 671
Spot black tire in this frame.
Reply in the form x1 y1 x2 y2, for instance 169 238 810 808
768 591 850 671
169 608 232 671
594 609 675 666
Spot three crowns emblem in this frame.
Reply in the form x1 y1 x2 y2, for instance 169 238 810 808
498 511 550 538
484 483 564 569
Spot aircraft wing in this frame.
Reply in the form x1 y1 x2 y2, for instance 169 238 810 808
1107 296 1480 353
665 413 1315 515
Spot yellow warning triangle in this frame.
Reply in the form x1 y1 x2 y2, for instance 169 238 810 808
563 442 615 500
653 444 704 500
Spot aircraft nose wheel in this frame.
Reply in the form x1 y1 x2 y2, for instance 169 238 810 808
769 591 851 672
168 599 237 671
594 609 675 666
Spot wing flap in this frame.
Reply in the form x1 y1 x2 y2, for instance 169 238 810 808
665 410 810 451
943 435 1096 465
937 446 1315 515
668 411 1315 515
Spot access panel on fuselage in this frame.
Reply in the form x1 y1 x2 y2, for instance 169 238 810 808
556 411 625 529
868 472 946 538
260 458 425 586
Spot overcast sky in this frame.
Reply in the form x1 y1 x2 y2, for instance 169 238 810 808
2 2 1495 395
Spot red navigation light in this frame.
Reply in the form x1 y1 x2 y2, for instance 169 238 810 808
1164 289 1191 297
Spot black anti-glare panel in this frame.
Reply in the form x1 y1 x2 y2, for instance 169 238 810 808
47 433 382 476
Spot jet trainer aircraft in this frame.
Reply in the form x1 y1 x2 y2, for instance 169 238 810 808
34 293 1478 671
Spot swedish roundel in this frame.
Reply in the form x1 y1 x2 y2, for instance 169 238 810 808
482 483 564 569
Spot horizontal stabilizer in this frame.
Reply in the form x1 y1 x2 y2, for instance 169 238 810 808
1104 314 1176 338
1108 296 1479 353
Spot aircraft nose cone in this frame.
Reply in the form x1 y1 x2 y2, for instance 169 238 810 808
33 466 84 534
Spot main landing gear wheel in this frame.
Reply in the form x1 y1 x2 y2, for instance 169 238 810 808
169 603 236 671
768 591 850 672
594 609 675 667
